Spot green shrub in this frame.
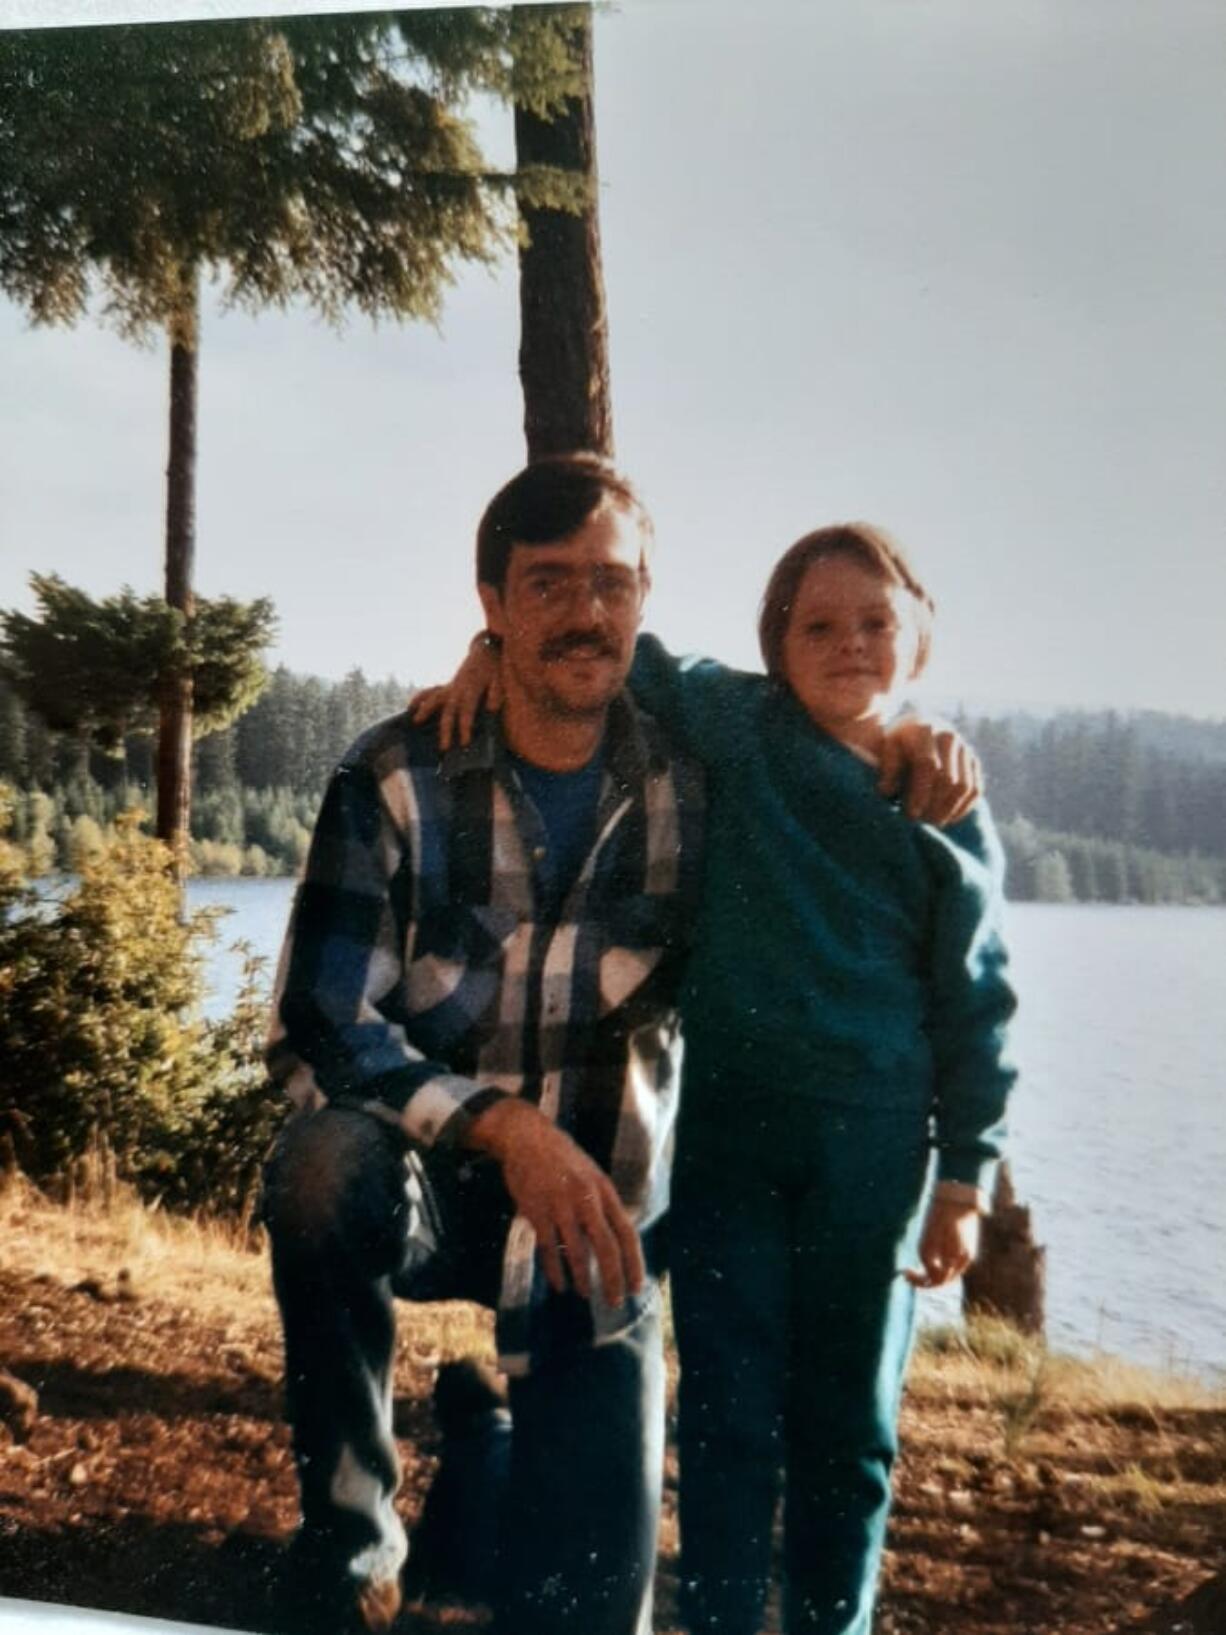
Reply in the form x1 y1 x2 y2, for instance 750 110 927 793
148 947 286 1223
191 837 243 876
0 783 27 892
0 806 285 1216
0 811 205 1180
68 813 106 871
22 789 56 876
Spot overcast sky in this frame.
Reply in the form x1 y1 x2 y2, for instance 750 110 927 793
2 0 1224 718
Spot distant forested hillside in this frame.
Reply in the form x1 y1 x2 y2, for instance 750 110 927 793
951 708 1226 902
0 668 408 880
954 705 1226 766
1 673 1223 901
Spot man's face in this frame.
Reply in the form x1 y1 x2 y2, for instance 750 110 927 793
479 504 649 721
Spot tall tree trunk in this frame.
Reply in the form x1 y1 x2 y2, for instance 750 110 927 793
155 274 199 871
515 4 612 460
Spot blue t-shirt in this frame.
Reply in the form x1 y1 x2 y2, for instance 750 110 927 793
510 746 605 913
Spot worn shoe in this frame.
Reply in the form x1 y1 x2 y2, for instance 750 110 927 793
404 1358 511 1606
284 1527 403 1634
354 1573 402 1632
432 1356 508 1429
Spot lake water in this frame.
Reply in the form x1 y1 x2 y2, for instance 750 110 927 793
190 881 1226 1384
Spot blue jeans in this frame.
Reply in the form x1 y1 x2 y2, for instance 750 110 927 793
670 1094 930 1635
499 1297 664 1635
263 1106 664 1635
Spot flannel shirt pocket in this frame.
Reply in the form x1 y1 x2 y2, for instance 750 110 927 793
596 893 685 1017
403 905 521 1056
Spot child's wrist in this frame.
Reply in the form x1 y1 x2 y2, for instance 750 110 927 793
933 1179 989 1214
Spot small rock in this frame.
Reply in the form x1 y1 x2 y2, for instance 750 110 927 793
1079 1523 1107 1540
71 1276 112 1303
0 1369 38 1440
67 1462 88 1488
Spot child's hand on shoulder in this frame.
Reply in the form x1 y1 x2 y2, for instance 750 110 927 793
409 633 503 750
878 716 981 826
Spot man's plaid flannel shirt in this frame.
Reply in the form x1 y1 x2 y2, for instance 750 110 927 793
267 694 704 1373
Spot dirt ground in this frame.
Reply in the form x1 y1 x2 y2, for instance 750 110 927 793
0 1197 1222 1635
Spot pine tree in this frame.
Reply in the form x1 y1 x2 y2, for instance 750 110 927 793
0 13 584 858
0 683 27 786
1034 849 1074 903
0 576 274 755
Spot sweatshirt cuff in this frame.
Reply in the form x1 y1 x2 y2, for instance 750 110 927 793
934 1151 999 1203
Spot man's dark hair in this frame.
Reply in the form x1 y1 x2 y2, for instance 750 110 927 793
476 452 652 591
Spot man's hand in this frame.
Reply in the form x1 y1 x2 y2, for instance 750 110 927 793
409 636 503 751
466 1098 645 1308
905 1195 981 1289
878 716 982 825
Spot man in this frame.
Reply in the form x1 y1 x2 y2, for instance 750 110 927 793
263 454 703 1635
263 453 974 1635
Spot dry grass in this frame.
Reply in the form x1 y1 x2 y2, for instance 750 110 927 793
0 1169 495 1364
6 1173 1219 1418
1 1181 1223 1633
1040 1350 1224 1414
907 1311 1226 1551
911 1315 1222 1417
0 1168 272 1326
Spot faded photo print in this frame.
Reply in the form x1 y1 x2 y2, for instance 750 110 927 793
1 4 1224 1634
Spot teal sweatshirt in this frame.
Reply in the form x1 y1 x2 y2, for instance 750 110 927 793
629 635 1018 1192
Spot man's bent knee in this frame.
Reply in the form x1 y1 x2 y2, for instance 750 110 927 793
264 1105 408 1267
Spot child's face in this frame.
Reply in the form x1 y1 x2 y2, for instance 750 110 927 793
780 553 923 744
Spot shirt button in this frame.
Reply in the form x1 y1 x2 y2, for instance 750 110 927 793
532 845 547 862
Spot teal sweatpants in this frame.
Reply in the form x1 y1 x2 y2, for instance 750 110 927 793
670 1092 930 1635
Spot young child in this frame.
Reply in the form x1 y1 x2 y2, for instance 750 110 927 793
420 521 1016 1635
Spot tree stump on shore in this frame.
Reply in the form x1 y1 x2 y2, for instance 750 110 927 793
963 1162 1046 1336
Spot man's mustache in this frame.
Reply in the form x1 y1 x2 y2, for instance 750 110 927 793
538 632 622 662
